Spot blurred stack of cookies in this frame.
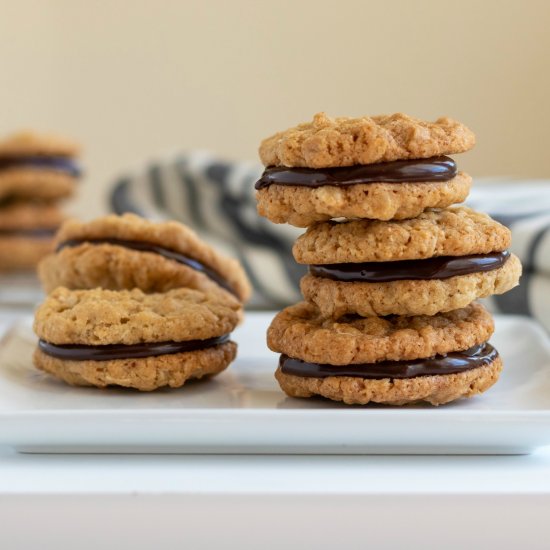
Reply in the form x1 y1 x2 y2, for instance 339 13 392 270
255 113 522 406
0 131 81 272
33 213 251 391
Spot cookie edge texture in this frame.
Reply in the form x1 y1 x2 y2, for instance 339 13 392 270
34 341 237 391
300 253 522 318
256 173 471 227
275 356 502 406
259 112 475 168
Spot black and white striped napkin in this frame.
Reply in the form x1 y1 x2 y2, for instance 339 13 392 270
110 151 550 329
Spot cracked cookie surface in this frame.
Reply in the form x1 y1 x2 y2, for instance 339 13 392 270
259 112 475 168
293 207 511 264
34 287 241 345
267 301 494 365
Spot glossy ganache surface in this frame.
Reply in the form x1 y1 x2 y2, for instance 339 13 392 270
280 343 498 379
255 156 457 189
309 251 510 283
38 334 231 361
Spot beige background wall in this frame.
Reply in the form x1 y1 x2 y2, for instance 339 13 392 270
1 0 549 218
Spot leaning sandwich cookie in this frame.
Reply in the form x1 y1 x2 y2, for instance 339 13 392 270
38 214 252 304
33 287 241 391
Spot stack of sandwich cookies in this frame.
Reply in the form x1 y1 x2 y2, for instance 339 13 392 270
33 287 240 391
34 214 251 390
38 213 251 303
256 112 521 406
0 131 81 271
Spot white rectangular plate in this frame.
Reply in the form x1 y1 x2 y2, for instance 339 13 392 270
0 313 549 454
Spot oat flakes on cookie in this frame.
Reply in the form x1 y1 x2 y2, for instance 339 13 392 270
0 130 81 203
295 207 522 317
255 112 475 226
269 301 501 406
38 213 252 303
33 287 241 391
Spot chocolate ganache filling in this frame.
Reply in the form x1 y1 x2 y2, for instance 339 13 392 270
0 228 57 238
280 343 498 379
0 156 81 178
309 251 510 283
255 156 456 189
56 238 237 296
38 334 230 361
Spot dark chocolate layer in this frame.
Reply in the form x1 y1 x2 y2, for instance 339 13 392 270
0 228 57 238
0 156 81 178
255 156 457 189
56 238 237 297
38 334 231 361
309 251 510 283
280 343 498 379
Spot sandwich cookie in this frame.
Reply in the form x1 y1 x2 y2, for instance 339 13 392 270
0 131 81 203
294 207 522 317
255 113 475 227
38 214 252 303
0 203 64 271
269 301 501 405
33 286 241 390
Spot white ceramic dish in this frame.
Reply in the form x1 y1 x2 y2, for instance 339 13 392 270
0 312 549 454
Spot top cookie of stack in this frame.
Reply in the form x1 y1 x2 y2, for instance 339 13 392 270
255 112 474 227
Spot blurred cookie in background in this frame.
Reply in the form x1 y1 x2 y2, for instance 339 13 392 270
0 203 64 271
0 130 81 275
0 130 81 203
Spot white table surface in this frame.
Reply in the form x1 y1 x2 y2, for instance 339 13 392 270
1 308 549 549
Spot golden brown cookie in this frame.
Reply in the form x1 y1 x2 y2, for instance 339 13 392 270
0 236 56 271
0 130 80 158
0 130 81 202
33 287 241 390
275 358 502 406
0 203 64 271
0 170 76 203
34 342 237 391
267 301 494 365
294 207 521 317
268 301 501 406
301 254 521 318
0 202 64 232
38 214 252 303
293 207 511 264
259 113 475 168
256 173 471 227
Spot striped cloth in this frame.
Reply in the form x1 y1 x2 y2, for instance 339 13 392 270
110 151 550 330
